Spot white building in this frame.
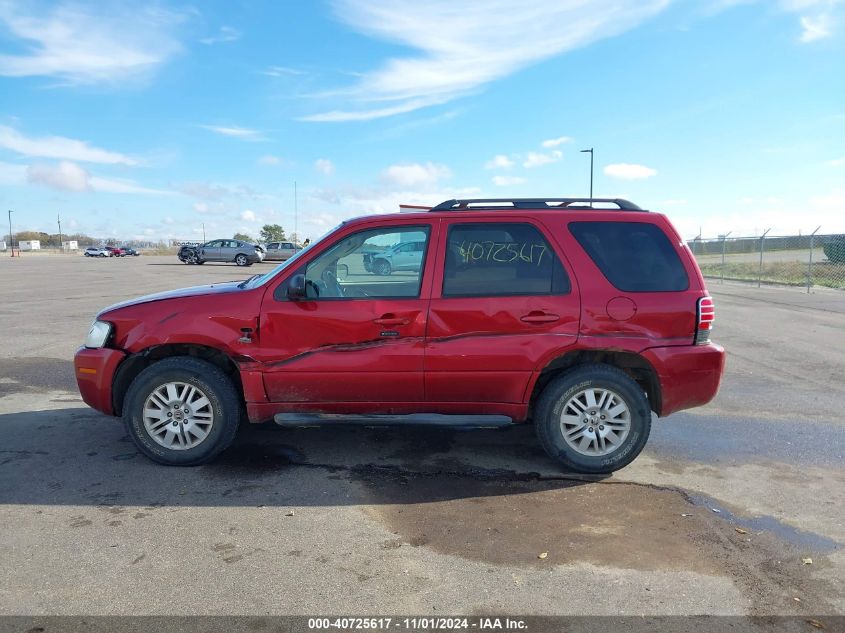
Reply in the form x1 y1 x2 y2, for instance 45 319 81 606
62 240 79 251
19 240 41 251
0 240 6 251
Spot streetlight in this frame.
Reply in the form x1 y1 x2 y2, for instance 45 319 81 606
7 210 12 257
580 148 594 204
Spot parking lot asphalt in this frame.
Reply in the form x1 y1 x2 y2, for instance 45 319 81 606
0 255 843 617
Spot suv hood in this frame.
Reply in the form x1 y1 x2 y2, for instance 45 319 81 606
98 281 245 317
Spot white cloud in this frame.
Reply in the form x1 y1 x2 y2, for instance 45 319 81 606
380 162 451 187
240 210 257 222
200 26 241 45
799 13 832 40
258 154 282 166
492 175 527 186
523 150 562 168
714 0 845 43
259 65 306 77
0 2 184 84
27 161 90 191
828 157 845 166
604 163 657 180
305 0 669 121
315 158 335 175
25 160 167 194
484 154 515 169
0 125 137 165
200 125 265 141
541 136 573 148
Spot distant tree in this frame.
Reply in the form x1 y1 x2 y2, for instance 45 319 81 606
233 232 253 242
259 224 286 243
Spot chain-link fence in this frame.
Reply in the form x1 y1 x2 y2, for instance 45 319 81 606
687 231 845 292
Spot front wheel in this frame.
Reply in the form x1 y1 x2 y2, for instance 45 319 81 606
123 357 241 466
535 364 651 474
373 259 391 276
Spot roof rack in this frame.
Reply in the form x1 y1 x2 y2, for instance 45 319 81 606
431 198 644 211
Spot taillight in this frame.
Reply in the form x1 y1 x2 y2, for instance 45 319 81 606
695 296 715 345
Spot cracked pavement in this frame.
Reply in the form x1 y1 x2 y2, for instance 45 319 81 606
0 255 843 617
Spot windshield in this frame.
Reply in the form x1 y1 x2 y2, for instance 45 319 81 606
239 223 343 289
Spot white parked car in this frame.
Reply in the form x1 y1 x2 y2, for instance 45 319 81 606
84 247 111 257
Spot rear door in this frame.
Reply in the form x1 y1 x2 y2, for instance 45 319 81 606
425 218 580 405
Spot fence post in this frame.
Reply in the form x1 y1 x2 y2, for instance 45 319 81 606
720 232 731 285
807 225 821 293
758 228 771 288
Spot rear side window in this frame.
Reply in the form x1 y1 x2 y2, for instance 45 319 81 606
570 221 689 292
443 223 569 297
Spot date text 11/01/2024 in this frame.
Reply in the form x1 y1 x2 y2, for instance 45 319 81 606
308 617 528 630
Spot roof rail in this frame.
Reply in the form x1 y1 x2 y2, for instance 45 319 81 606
431 198 644 211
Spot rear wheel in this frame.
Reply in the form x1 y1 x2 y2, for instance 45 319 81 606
535 364 651 474
122 357 241 466
235 254 249 267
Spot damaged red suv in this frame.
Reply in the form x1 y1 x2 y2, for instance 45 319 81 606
75 198 725 473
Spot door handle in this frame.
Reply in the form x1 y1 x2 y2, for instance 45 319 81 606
373 315 410 326
520 312 560 324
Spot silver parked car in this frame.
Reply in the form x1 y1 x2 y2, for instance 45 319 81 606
84 247 111 257
363 240 425 275
263 241 298 262
183 239 265 266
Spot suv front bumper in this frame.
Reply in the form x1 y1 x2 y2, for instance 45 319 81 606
74 347 126 415
642 343 726 417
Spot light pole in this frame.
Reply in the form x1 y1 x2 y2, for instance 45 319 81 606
58 213 63 252
580 148 594 204
7 210 12 257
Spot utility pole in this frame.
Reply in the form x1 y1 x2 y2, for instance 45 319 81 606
57 213 63 252
202 223 206 242
580 148 594 205
7 210 12 257
294 181 299 250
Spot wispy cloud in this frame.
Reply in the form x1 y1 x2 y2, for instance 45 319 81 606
304 0 669 121
0 2 185 85
314 159 335 175
485 154 515 170
380 162 451 187
0 125 138 165
492 175 527 186
26 160 167 194
541 136 573 148
523 150 562 168
712 0 845 43
200 125 266 141
604 163 657 180
258 65 306 77
200 26 241 45
258 154 283 166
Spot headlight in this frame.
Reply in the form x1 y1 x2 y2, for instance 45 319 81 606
85 320 113 349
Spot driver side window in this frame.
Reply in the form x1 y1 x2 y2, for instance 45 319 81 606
304 225 431 299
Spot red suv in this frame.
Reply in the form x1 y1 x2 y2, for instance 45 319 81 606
74 198 725 473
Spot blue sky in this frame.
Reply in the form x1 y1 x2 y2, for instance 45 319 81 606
1 0 844 243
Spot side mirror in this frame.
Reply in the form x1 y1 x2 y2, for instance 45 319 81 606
287 274 306 300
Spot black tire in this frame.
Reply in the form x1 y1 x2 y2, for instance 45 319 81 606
122 357 241 466
373 259 391 276
235 254 249 267
196 260 205 264
535 364 651 474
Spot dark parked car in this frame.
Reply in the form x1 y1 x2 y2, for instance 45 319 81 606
178 239 265 267
76 197 724 473
120 247 140 256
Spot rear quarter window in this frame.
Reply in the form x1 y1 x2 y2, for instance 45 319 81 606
569 221 689 292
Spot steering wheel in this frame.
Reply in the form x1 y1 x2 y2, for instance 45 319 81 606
321 269 344 297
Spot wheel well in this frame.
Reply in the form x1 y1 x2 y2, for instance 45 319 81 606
112 344 244 415
528 350 662 418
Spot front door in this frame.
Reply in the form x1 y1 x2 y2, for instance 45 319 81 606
425 218 580 405
199 240 221 261
258 221 437 405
